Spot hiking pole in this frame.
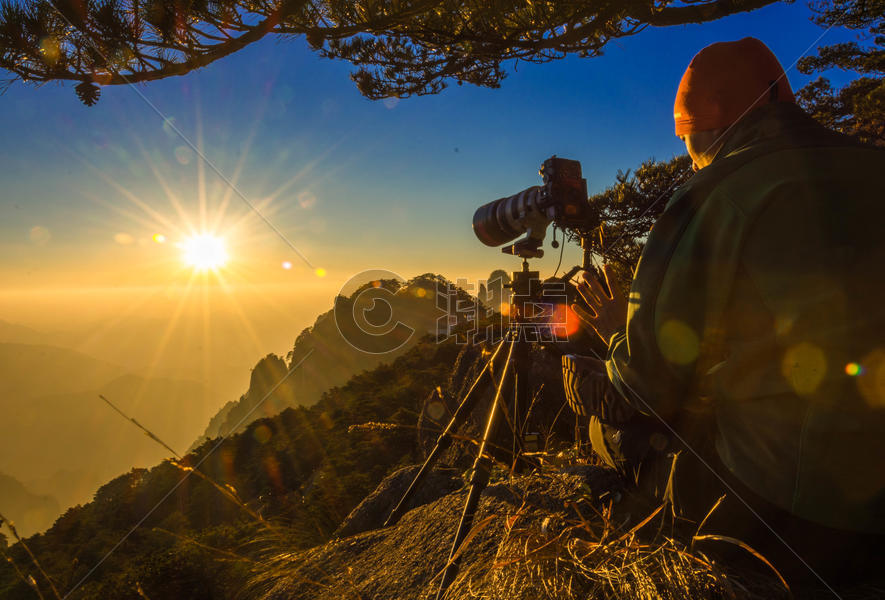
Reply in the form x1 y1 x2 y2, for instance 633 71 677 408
436 331 518 598
384 336 509 528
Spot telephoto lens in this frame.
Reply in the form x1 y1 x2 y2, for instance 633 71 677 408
473 157 588 248
472 186 551 247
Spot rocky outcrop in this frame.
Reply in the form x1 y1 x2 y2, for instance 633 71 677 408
334 465 464 539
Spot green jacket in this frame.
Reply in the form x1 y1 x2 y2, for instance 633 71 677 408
606 102 885 532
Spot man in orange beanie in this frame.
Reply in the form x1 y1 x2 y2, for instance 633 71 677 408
567 37 885 589
674 37 795 169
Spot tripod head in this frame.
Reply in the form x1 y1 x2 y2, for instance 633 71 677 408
505 256 542 327
501 235 544 259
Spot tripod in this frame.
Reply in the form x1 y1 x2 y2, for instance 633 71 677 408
384 253 544 599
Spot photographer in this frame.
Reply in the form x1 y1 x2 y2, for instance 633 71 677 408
566 38 885 586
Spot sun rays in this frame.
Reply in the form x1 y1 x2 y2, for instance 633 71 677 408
58 85 338 425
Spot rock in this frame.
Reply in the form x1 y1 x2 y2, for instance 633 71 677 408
334 464 463 539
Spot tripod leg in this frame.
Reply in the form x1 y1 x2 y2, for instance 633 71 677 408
510 333 531 472
492 333 536 474
436 336 516 599
384 337 508 528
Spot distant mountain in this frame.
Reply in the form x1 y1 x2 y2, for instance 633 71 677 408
0 472 59 538
0 345 217 518
0 342 122 399
23 469 98 519
193 274 475 446
0 372 214 482
0 320 50 346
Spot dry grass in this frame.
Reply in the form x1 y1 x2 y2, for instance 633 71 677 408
438 463 789 600
243 454 797 600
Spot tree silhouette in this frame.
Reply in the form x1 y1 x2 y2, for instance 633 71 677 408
796 0 884 146
582 154 693 272
0 0 779 104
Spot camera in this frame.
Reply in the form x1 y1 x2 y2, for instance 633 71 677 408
472 157 591 256
472 156 610 355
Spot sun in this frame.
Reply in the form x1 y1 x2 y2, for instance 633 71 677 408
181 234 229 271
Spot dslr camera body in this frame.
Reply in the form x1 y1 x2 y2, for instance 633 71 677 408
472 156 592 258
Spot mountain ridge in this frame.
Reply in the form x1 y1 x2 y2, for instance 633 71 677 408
192 273 476 447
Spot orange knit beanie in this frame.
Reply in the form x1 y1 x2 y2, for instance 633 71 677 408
674 37 795 136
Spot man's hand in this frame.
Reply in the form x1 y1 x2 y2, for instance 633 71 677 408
572 264 628 344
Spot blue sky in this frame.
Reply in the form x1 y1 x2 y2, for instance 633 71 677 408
0 1 861 325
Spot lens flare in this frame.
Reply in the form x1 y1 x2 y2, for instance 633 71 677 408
857 350 885 408
845 362 864 377
658 319 700 366
550 304 582 338
181 234 228 271
782 342 827 395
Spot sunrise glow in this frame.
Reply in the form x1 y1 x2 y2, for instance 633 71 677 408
181 234 229 271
